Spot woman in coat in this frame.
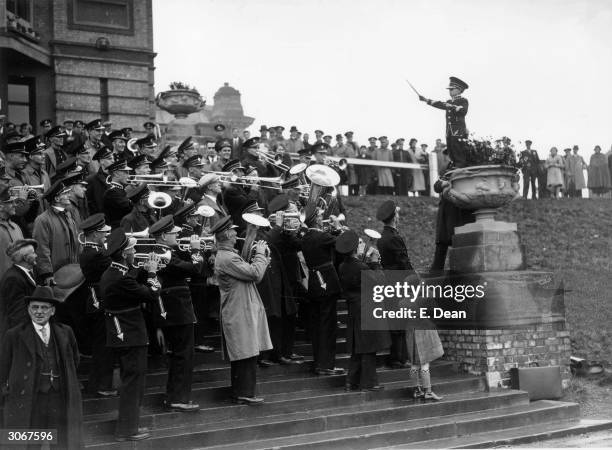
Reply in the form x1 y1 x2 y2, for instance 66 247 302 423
587 145 611 198
337 230 390 391
545 147 564 198
213 216 272 404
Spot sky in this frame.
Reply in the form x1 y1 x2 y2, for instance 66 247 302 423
153 0 612 160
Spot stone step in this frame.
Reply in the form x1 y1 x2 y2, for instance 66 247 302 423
82 361 459 416
374 418 612 449
84 375 483 440
198 400 580 450
79 350 425 390
85 387 517 448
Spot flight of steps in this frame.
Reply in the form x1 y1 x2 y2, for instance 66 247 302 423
80 304 612 449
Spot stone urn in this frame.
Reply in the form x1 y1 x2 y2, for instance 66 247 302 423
444 165 520 224
155 89 206 119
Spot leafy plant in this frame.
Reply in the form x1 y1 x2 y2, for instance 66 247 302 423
460 136 518 167
169 82 199 92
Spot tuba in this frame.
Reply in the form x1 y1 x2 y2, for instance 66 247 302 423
148 191 172 219
305 164 340 212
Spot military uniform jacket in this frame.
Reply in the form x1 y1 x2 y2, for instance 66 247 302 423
377 225 414 271
338 257 390 354
86 168 109 215
43 146 67 179
153 249 202 327
103 182 132 229
79 244 111 314
100 264 157 347
301 228 341 298
120 207 155 233
428 96 469 138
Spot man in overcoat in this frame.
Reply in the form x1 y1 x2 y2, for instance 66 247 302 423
0 286 83 449
213 216 272 404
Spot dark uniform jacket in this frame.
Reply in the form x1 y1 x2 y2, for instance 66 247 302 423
301 228 341 298
103 182 132 229
338 257 390 354
120 207 155 233
429 96 469 138
0 265 36 338
377 225 414 271
153 249 202 327
0 322 83 449
86 168 109 215
100 263 157 347
79 243 111 314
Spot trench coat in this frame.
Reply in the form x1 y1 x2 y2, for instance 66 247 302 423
215 244 272 361
0 266 35 338
338 257 390 354
0 218 24 277
373 147 394 187
0 321 83 449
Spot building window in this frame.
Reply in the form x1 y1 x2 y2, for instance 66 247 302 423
67 0 134 35
6 0 32 22
7 78 35 127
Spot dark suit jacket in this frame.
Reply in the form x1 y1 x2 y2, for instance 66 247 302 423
0 322 83 449
86 168 109 215
0 266 36 338
103 185 133 229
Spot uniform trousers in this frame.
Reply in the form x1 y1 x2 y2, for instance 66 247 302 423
87 311 115 393
387 330 408 365
30 388 65 449
230 356 257 398
190 283 208 345
447 135 467 168
309 297 338 370
114 345 147 437
268 314 296 360
163 324 194 403
347 353 378 389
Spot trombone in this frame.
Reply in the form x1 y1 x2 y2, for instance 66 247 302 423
128 173 165 184
255 147 290 172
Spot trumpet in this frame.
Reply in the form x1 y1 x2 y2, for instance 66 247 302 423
9 184 44 197
132 249 171 269
177 236 215 252
217 173 284 190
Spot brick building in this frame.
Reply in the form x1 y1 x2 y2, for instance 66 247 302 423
0 0 155 132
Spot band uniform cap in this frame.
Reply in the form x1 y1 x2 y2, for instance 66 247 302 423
447 76 469 90
39 119 52 127
289 126 299 133
215 139 231 153
281 176 301 190
43 180 71 201
45 126 67 139
323 135 332 140
376 200 398 222
222 159 245 173
335 134 342 139
150 155 169 171
105 227 131 256
182 155 204 169
74 120 85 127
52 264 85 303
127 183 150 203
158 145 177 160
143 121 156 128
150 215 181 236
210 215 237 235
241 200 263 214
368 137 377 142
335 229 359 254
297 148 311 156
259 125 268 132
136 136 157 149
102 120 112 127
6 238 38 257
344 131 354 137
93 147 114 161
25 286 62 306
303 203 319 227
199 173 220 188
268 194 290 213
0 185 16 202
525 140 532 145
214 123 226 132
121 127 133 133
378 136 388 141
275 126 285 132
86 119 105 131
314 130 324 135
311 142 331 154
4 130 22 142
63 119 74 125
79 213 111 233
4 141 28 155
63 171 88 187
54 157 81 177
242 137 261 149
109 130 128 142
107 160 133 173
173 203 197 224
177 136 196 154
128 154 151 170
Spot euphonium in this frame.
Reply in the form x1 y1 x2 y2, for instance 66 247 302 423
305 164 340 212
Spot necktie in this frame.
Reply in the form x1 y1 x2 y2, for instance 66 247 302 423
40 326 48 345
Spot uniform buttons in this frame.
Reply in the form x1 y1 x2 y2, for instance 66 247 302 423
23 375 28 380
20 390 25 395
26 362 31 367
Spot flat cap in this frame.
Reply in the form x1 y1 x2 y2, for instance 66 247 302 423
199 173 220 188
6 238 38 257
210 215 237 235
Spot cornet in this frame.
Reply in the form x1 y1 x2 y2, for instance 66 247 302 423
132 249 171 269
268 211 301 232
9 185 44 197
177 236 215 252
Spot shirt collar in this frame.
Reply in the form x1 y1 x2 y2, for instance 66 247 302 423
32 321 50 333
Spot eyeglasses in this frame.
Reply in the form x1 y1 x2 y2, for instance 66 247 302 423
30 305 52 311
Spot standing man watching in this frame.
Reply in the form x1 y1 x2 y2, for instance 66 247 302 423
420 76 469 168
0 185 24 277
519 140 540 199
213 216 272 404
0 286 83 449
